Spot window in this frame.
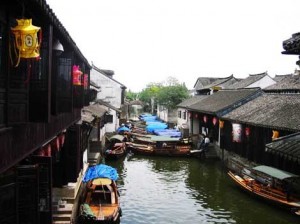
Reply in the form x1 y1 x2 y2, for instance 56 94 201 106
178 110 182 118
183 111 187 120
52 51 73 114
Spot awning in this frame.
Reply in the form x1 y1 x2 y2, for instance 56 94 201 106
81 103 107 123
265 132 300 162
252 165 298 180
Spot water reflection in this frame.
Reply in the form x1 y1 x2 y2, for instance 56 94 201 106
105 156 299 224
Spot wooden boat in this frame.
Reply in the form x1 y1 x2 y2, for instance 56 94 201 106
126 142 154 155
104 134 127 160
78 178 121 223
228 165 300 215
126 135 191 156
105 142 126 160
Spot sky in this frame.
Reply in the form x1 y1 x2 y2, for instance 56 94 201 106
46 0 300 92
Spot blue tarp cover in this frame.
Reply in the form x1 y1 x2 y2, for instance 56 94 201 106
83 164 118 182
146 123 168 132
154 129 181 137
117 126 131 133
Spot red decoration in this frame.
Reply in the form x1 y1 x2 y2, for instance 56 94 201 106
72 65 83 85
59 134 65 147
245 127 250 137
203 115 207 123
194 113 198 119
212 117 218 125
51 137 60 152
83 74 88 89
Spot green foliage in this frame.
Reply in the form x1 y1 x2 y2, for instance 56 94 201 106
125 90 138 101
125 77 189 112
139 77 189 110
157 84 189 109
139 83 161 103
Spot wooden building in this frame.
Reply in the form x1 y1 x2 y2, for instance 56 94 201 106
185 88 262 144
221 93 300 174
0 1 91 223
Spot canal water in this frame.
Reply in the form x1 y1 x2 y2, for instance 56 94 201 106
105 155 299 224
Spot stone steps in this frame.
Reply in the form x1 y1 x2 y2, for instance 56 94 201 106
52 199 74 223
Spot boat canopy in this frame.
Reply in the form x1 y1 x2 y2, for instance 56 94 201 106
109 134 125 142
83 164 118 182
252 165 299 180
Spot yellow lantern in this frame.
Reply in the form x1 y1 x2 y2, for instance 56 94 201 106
11 19 41 66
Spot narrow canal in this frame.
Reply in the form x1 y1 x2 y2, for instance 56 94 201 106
105 155 298 224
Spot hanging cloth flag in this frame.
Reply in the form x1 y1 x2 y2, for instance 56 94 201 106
232 123 242 142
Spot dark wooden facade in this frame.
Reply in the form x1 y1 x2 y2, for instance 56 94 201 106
0 1 91 223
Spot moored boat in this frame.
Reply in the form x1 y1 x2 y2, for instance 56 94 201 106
126 135 191 157
228 165 300 215
104 135 127 160
78 165 121 223
105 142 126 160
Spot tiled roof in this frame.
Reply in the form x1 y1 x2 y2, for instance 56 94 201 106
95 99 122 112
194 77 224 90
265 74 300 90
222 93 300 131
177 95 209 108
273 74 292 82
82 103 107 123
265 132 300 162
230 72 268 89
187 88 262 116
202 75 240 89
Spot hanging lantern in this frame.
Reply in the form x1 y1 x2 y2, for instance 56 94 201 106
194 113 198 119
219 120 224 128
203 115 207 123
212 117 218 126
272 130 279 140
245 127 251 137
11 19 41 66
51 137 60 152
73 65 83 85
83 74 88 89
59 134 65 147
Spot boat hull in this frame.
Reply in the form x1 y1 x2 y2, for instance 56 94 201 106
228 171 300 214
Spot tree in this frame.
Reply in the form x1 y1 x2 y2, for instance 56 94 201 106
157 83 189 109
125 90 138 101
139 83 161 113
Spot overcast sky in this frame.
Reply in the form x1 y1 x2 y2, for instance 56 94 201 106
46 0 300 92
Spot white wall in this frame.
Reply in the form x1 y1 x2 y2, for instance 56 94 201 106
90 69 122 109
90 68 123 133
177 108 189 128
247 75 276 89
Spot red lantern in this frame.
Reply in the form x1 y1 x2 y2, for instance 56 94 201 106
59 134 65 147
73 65 83 85
51 137 60 152
83 74 88 89
203 115 207 123
212 117 218 125
245 127 250 137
